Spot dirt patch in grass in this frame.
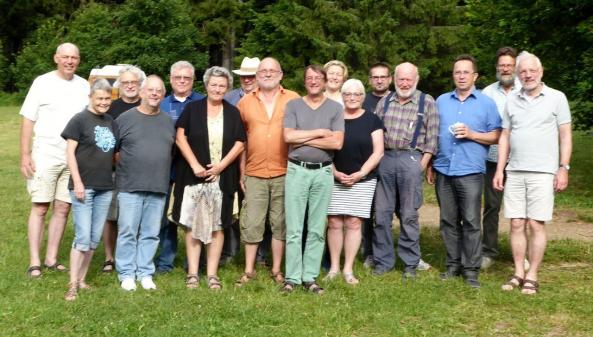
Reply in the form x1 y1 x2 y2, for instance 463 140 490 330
419 204 593 242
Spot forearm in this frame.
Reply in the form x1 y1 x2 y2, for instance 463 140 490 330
359 151 383 177
303 131 344 150
218 141 245 171
469 129 501 145
496 130 510 172
284 128 323 144
559 124 572 166
239 148 247 177
420 152 433 169
20 118 34 157
66 142 83 186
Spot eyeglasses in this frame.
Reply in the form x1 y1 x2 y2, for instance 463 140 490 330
172 76 193 82
369 75 390 80
257 69 281 76
120 81 138 87
305 76 324 82
342 92 363 98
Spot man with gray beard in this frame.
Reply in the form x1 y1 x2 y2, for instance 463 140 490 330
480 47 521 270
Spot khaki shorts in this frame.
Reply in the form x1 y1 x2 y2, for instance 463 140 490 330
26 155 71 203
503 171 555 221
240 175 285 243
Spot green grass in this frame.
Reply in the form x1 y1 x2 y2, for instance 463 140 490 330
1 107 592 336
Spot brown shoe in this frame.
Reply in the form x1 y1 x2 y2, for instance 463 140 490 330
270 271 285 284
235 271 256 287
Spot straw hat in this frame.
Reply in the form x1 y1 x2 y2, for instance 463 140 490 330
232 57 260 76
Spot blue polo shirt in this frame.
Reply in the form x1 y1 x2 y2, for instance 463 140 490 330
433 89 501 176
160 91 205 122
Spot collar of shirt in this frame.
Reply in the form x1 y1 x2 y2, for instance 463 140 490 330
518 82 548 100
449 88 478 101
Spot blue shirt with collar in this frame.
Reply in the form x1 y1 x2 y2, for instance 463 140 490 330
160 91 205 123
224 88 245 106
433 88 501 176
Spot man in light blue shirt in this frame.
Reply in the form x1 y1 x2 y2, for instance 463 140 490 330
480 47 521 270
155 61 204 274
430 55 501 288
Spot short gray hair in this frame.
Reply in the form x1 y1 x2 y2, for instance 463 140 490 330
341 78 365 98
119 65 146 84
55 42 79 56
90 78 112 96
516 51 543 72
170 61 195 76
203 66 233 88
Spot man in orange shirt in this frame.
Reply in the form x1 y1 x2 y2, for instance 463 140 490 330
235 57 300 286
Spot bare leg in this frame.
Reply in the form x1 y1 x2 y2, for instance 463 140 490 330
270 238 284 276
78 250 95 284
102 220 117 263
206 230 224 277
343 216 362 275
28 203 50 275
185 230 202 276
509 218 527 278
68 248 85 284
244 243 258 275
525 219 546 282
45 200 70 267
327 215 344 274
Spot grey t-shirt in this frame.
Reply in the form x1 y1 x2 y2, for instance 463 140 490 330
115 108 175 194
503 84 571 174
284 97 344 163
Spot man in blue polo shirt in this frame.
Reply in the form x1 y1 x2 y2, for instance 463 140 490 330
155 60 205 274
430 54 501 288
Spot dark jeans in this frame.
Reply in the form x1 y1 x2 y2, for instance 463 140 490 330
435 172 483 274
373 150 423 271
155 185 177 272
482 161 503 258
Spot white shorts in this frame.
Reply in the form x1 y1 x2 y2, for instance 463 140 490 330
503 171 554 221
26 152 70 203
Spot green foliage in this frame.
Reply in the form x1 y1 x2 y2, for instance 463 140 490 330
0 39 8 90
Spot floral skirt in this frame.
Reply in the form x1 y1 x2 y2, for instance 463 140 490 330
178 182 223 244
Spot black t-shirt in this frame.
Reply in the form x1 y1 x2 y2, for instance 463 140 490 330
107 98 140 120
61 109 116 190
333 110 384 178
362 92 389 114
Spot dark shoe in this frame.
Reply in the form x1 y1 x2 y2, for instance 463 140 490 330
463 272 481 288
27 265 42 278
281 281 296 294
303 281 324 295
440 268 461 281
402 267 417 281
155 267 172 275
372 268 390 276
44 262 67 272
101 260 115 273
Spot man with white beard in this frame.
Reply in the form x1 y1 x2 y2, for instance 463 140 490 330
371 62 439 279
480 47 522 270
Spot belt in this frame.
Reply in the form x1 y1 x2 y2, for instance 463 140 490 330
288 158 332 169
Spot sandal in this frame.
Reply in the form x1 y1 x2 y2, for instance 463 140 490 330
501 275 524 291
27 265 42 278
303 281 324 295
64 282 78 301
323 271 340 281
102 260 115 273
235 271 256 287
343 272 359 285
186 274 199 289
281 281 295 294
270 271 285 284
207 275 222 290
78 281 91 290
45 262 68 272
521 279 539 295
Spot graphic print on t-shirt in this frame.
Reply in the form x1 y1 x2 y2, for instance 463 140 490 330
94 126 116 152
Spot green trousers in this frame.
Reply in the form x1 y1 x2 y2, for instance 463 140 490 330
284 162 333 284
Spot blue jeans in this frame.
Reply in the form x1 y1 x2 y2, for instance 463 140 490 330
115 191 166 281
70 189 112 251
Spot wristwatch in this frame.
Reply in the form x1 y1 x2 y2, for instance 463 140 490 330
559 164 570 171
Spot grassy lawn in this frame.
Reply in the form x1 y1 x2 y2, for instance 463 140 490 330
1 106 592 337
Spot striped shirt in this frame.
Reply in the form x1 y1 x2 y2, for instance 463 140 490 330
374 90 439 154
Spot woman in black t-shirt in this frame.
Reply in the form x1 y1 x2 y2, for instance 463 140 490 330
326 79 384 285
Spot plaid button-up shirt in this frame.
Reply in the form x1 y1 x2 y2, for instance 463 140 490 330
375 90 439 154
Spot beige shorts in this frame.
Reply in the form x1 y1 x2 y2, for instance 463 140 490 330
26 158 71 203
503 171 555 221
240 175 285 243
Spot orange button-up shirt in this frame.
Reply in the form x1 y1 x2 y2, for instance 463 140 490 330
238 86 300 178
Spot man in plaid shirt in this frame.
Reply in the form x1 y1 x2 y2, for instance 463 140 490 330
372 62 439 279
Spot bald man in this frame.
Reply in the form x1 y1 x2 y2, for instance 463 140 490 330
20 42 90 278
372 62 439 279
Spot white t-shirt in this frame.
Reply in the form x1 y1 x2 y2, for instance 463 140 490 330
20 71 90 164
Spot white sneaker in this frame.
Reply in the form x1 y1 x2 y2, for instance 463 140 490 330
481 256 494 269
121 278 137 291
140 277 157 290
524 258 530 271
417 258 431 271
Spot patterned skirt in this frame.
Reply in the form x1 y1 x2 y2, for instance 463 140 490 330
178 182 223 244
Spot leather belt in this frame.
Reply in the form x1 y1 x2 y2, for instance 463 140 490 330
288 158 332 169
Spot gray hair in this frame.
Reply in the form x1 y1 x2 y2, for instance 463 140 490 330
141 74 166 92
341 78 366 98
90 78 112 96
516 51 543 72
55 42 79 56
119 64 146 84
170 60 195 76
203 66 233 88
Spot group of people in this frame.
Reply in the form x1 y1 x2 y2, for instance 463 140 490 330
19 42 571 301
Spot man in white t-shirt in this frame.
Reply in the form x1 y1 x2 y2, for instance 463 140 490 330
19 42 90 278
